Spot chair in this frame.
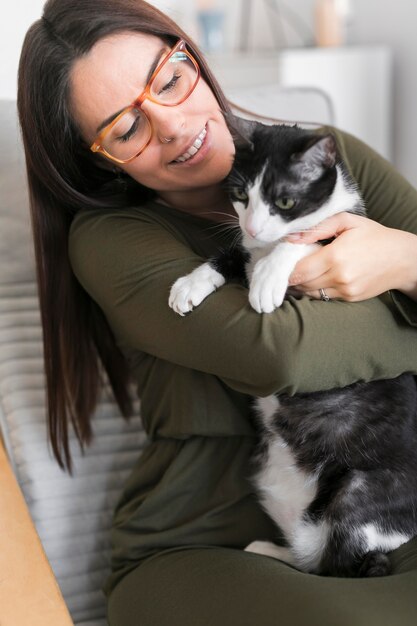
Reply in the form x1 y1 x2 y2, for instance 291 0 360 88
0 99 146 626
227 83 335 127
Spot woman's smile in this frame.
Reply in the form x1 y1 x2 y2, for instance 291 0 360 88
171 124 207 163
169 124 209 166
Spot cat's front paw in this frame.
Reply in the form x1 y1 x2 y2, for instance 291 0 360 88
249 257 288 313
169 263 225 316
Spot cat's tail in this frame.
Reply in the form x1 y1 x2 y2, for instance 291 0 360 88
357 551 392 577
319 525 393 577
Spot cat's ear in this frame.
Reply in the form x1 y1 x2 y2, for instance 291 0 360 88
222 111 257 150
292 134 337 180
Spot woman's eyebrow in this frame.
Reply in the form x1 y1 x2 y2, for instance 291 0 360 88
95 46 168 134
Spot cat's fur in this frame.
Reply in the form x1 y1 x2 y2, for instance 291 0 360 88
168 117 417 577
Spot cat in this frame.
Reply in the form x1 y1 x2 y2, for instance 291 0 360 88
168 117 417 577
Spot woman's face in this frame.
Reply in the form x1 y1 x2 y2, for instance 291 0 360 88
70 32 235 193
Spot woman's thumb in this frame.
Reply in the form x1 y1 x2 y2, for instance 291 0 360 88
285 212 357 244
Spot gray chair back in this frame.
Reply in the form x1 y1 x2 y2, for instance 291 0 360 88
0 100 145 626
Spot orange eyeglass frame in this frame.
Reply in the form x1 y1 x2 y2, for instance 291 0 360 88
90 39 201 164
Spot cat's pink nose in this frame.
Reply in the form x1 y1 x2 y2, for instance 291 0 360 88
245 225 259 238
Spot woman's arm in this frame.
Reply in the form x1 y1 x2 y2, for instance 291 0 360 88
69 207 417 398
287 130 417 305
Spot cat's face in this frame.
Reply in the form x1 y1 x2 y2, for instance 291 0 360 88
225 120 341 249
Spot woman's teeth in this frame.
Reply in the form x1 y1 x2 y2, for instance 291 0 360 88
174 127 207 163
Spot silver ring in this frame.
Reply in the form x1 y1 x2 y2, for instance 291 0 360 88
161 137 173 144
319 288 331 302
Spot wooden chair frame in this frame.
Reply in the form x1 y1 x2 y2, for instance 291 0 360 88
0 436 74 626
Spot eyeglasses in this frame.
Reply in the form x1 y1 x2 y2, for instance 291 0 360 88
90 39 200 164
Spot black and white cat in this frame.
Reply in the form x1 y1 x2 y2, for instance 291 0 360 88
168 118 417 577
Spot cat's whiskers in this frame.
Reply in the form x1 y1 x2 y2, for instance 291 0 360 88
199 210 240 238
200 209 239 222
230 230 244 250
206 220 239 230
201 211 239 222
205 223 240 239
203 220 242 247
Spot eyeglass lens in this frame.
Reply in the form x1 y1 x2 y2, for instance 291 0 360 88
102 51 198 162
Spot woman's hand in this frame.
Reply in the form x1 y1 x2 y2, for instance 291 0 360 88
286 212 417 302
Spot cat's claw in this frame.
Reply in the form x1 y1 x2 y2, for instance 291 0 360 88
169 263 225 316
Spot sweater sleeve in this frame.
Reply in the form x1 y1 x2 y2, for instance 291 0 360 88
334 129 417 233
69 202 417 398
331 128 417 326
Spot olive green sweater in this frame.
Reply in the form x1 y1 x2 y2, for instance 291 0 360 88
69 129 417 592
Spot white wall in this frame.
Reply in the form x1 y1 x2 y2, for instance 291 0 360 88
348 0 417 189
0 1 45 100
220 0 417 188
3 0 417 187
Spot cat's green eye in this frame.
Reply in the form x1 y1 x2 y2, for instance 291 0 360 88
231 188 248 202
275 197 296 210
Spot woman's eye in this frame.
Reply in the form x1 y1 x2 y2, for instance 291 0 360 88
159 72 181 94
117 117 140 143
275 197 296 210
231 188 248 202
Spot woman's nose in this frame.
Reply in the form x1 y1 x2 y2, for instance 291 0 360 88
142 99 185 143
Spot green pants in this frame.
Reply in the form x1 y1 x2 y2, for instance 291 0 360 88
107 539 417 625
105 436 417 625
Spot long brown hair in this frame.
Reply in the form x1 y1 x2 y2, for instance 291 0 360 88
17 0 231 472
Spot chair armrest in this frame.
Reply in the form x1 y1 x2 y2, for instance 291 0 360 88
0 437 74 626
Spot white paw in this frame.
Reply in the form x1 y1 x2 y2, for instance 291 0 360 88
248 257 288 313
168 263 225 316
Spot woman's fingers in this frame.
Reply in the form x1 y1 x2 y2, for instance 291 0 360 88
286 213 417 302
288 247 331 287
287 213 370 300
310 288 338 301
286 211 365 245
290 286 339 301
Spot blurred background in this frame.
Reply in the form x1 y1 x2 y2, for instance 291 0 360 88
2 0 416 187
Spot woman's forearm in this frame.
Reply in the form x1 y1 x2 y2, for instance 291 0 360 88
397 231 417 302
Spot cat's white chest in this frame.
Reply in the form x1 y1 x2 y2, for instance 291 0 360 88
254 396 319 540
244 244 272 281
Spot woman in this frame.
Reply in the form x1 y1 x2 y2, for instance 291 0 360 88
18 0 417 624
